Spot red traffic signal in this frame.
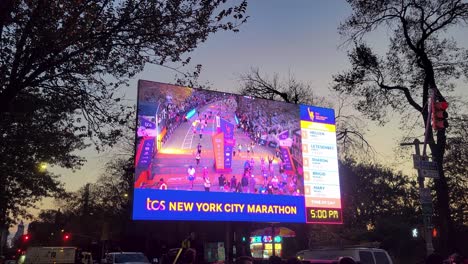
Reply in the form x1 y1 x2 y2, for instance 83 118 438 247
63 233 71 241
22 234 30 242
432 101 449 130
432 227 438 238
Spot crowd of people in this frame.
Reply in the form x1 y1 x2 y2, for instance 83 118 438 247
139 86 221 146
235 97 299 147
181 148 301 195
139 88 305 195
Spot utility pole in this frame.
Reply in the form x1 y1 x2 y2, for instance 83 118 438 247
401 139 435 256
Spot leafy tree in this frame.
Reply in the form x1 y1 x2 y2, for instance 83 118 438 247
238 67 373 156
333 0 468 253
339 159 419 230
439 113 468 226
0 94 86 227
29 156 134 248
338 159 422 261
27 209 66 247
0 0 248 249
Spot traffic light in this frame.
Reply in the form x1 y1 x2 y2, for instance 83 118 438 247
432 227 438 238
432 101 449 130
21 234 30 243
63 233 71 241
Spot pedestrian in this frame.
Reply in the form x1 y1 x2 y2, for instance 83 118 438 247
263 171 269 185
247 145 251 156
218 174 226 191
233 149 236 157
244 159 251 173
250 158 255 172
251 142 255 154
238 144 242 154
195 152 201 166
271 175 279 192
197 143 202 154
158 178 167 190
187 165 196 190
268 155 274 166
249 174 256 193
241 173 249 193
269 162 274 177
199 129 203 139
281 172 288 184
203 176 211 192
230 175 237 192
236 182 242 193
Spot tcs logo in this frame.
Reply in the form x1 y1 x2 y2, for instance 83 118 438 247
146 198 166 211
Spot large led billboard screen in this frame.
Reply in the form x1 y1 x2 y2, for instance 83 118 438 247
132 80 342 224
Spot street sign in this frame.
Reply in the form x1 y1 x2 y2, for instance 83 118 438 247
421 169 440 179
420 188 432 203
421 203 433 215
418 160 438 171
413 155 438 169
413 155 439 178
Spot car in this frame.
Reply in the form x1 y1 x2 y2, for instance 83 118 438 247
296 247 393 264
300 257 357 264
103 252 152 264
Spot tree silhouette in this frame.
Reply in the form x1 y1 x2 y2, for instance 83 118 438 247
238 67 373 157
333 0 468 254
0 0 248 245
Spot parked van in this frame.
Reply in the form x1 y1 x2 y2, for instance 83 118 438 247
21 247 92 264
103 252 151 264
296 248 393 264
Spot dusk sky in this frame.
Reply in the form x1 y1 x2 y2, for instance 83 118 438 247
44 0 468 209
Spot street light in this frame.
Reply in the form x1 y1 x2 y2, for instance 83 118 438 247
38 162 48 172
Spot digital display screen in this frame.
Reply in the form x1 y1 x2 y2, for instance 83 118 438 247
132 80 342 224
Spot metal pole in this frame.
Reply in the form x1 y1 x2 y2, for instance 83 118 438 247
271 225 275 257
401 139 434 256
422 89 434 156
